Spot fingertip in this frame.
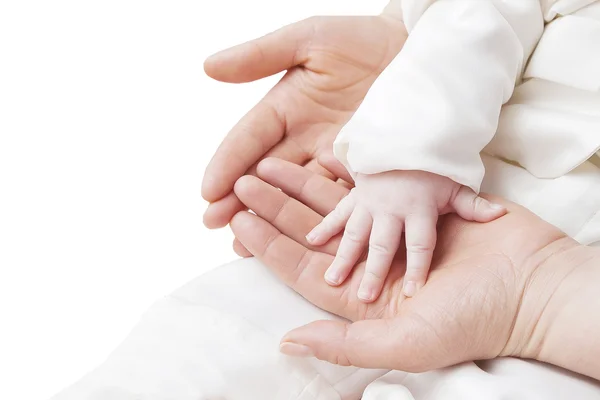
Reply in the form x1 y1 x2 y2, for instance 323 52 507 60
233 175 259 198
203 194 247 229
357 289 375 303
305 232 319 245
281 319 340 349
203 53 218 78
356 273 383 303
324 257 354 287
203 206 227 229
203 47 239 82
403 280 418 298
489 203 508 215
453 190 509 223
201 174 220 203
229 210 254 234
324 268 342 286
279 342 314 358
305 227 329 246
475 200 508 222
256 157 281 179
233 238 253 258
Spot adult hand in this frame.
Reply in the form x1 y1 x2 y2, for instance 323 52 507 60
201 14 407 228
229 158 596 377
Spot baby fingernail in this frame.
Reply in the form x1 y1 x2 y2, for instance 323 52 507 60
306 231 318 243
280 342 314 358
358 287 373 302
325 270 340 285
490 203 505 210
403 281 417 297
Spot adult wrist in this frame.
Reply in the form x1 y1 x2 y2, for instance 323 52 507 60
512 241 600 380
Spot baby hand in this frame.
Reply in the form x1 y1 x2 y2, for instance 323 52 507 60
306 170 506 302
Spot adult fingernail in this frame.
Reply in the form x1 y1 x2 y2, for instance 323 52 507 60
403 281 417 297
280 342 314 358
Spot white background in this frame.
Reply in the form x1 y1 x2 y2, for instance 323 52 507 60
0 1 385 399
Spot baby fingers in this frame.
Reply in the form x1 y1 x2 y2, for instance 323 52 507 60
306 191 355 246
403 211 438 298
324 206 372 286
451 186 506 222
357 215 403 303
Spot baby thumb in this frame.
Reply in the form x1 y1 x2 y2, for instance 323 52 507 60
451 186 506 223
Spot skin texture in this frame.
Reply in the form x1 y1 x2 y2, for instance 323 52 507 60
306 169 506 302
229 157 584 374
201 11 506 302
203 4 600 380
201 15 408 228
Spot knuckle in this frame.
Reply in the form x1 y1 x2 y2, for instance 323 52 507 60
364 270 384 282
407 243 433 254
406 262 429 274
330 208 346 221
336 251 356 265
471 195 485 211
368 241 393 255
343 228 363 243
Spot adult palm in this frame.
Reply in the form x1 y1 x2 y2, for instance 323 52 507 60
229 158 577 372
202 15 407 228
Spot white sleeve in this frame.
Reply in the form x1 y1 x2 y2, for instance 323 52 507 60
334 0 544 192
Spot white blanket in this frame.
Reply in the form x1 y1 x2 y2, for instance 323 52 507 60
51 256 600 399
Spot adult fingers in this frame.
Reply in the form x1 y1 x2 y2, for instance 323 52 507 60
201 101 309 203
279 318 426 371
233 238 252 258
203 192 247 229
233 175 340 255
204 18 314 83
256 158 349 216
230 211 357 320
317 152 355 185
280 315 468 372
303 158 336 180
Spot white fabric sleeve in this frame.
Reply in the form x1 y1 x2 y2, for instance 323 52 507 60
334 0 544 192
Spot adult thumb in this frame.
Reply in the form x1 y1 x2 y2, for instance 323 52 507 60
204 18 315 83
279 318 434 372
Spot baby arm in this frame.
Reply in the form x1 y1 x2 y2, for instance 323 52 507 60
309 0 545 300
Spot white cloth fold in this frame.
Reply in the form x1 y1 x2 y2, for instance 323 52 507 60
335 0 600 193
51 154 600 399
